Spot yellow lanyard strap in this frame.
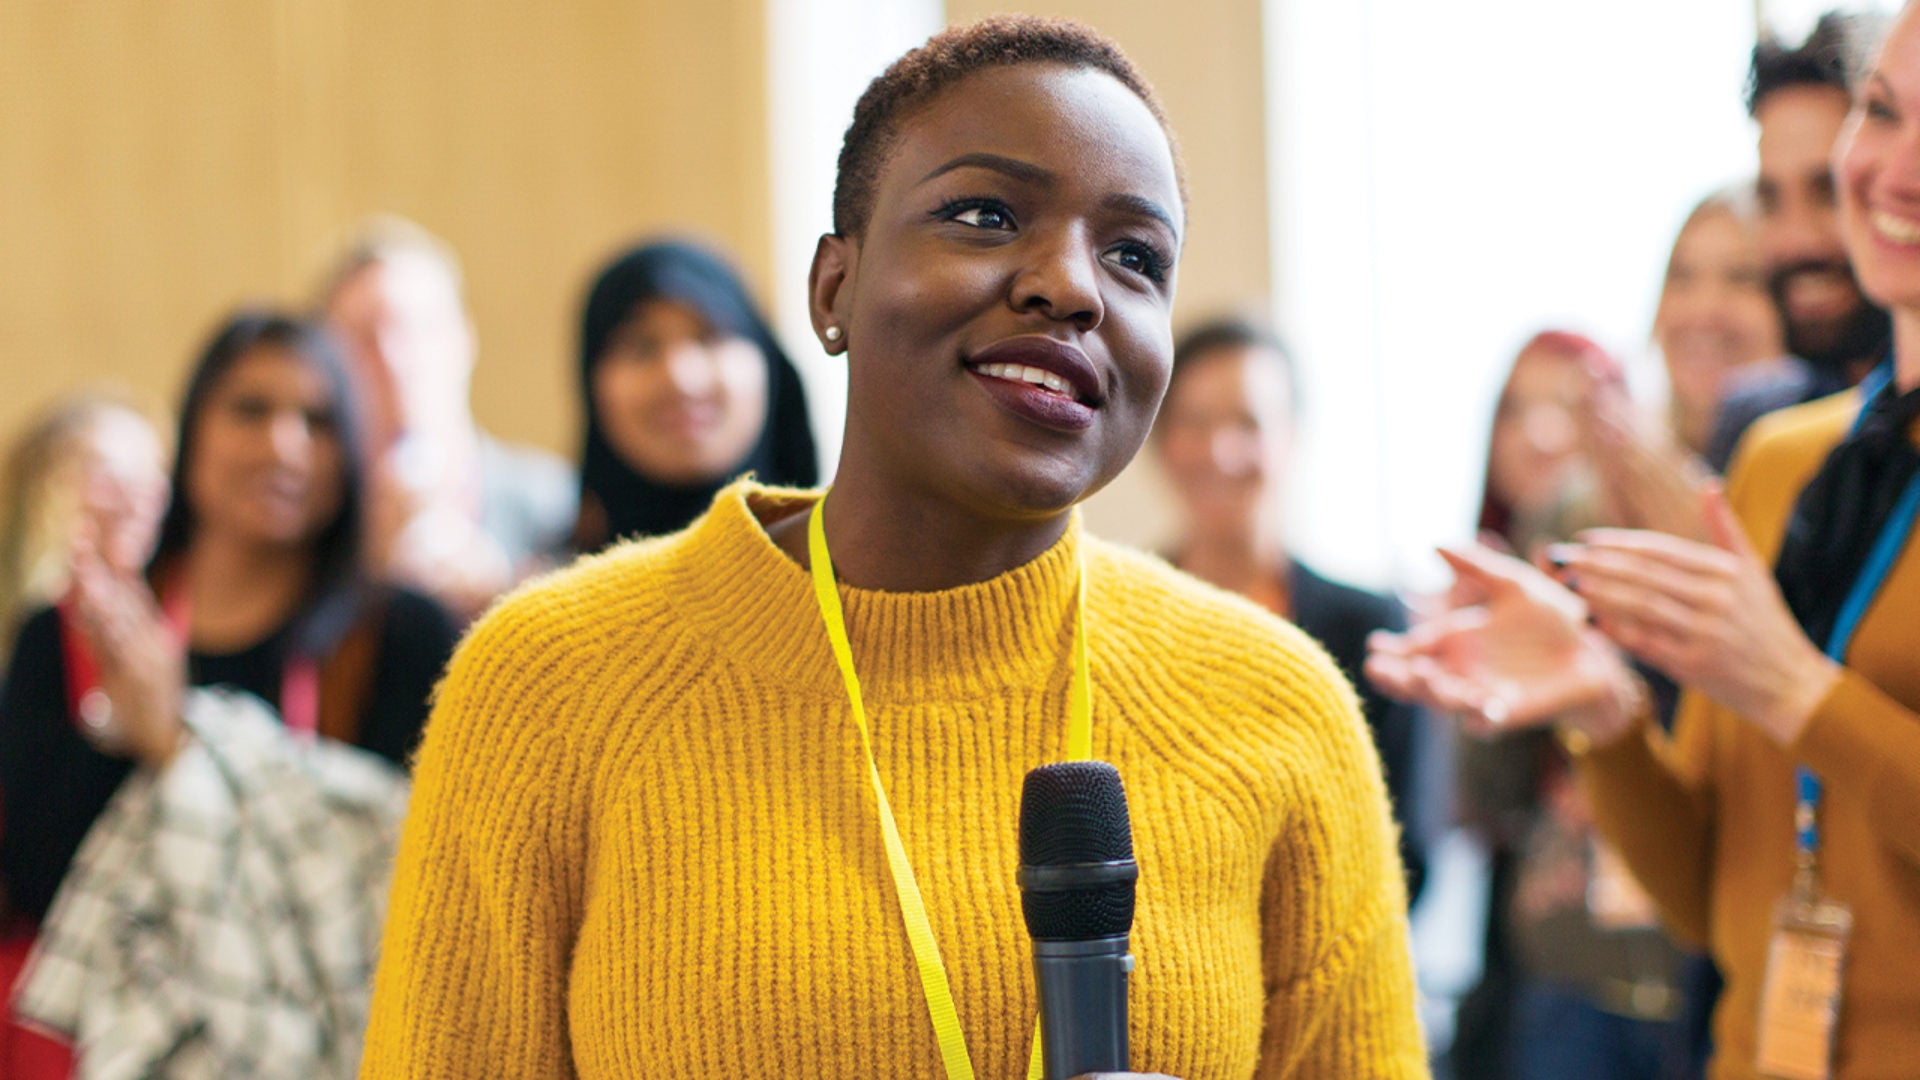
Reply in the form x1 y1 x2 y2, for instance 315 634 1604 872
807 498 1090 1080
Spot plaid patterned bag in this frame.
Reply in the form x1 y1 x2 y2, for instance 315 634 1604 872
14 688 408 1080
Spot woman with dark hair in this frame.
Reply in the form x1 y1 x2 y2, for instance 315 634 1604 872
571 239 817 553
1473 330 1624 558
0 311 458 926
366 16 1421 1079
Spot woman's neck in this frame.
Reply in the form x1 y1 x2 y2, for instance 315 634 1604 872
183 532 313 652
1896 308 1920 393
767 463 1072 592
1175 522 1286 595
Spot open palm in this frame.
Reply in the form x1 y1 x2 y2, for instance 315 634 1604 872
1366 545 1624 736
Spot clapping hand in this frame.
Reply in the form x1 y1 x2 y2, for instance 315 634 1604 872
1365 544 1642 745
66 521 187 766
1549 485 1839 746
1581 382 1713 543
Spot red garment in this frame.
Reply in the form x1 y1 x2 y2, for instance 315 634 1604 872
5 582 308 1080
55 585 318 738
0 923 69 1079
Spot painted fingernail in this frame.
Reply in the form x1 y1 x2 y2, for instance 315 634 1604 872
1545 543 1579 570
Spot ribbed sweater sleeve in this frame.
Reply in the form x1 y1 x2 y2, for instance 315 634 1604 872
1251 644 1425 1078
361 597 589 1079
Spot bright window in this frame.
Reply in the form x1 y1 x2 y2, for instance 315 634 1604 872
1264 0 1828 590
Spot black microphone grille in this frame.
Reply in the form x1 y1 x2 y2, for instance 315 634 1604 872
1020 761 1134 866
1018 761 1136 941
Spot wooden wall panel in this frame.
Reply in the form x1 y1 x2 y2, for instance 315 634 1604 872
1 0 771 459
1 2 291 426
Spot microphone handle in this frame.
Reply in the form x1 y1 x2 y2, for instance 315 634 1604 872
1032 934 1132 1080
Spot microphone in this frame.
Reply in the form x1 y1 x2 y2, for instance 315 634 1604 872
1017 761 1138 1080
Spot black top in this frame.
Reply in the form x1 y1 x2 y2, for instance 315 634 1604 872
1288 561 1435 904
0 587 456 921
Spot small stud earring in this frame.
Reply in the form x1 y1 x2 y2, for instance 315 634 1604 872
824 325 843 343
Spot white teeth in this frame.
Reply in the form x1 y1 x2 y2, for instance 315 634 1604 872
1872 210 1920 245
976 362 1074 396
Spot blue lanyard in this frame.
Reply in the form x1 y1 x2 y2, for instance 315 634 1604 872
1796 362 1920 860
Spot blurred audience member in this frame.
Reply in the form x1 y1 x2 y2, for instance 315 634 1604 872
1453 333 1698 1080
0 397 167 662
0 396 164 1079
1656 188 1789 459
1368 8 1920 1068
1151 316 1437 903
1476 331 1620 559
1584 187 1787 548
0 313 457 1073
322 216 576 619
571 239 817 553
1708 12 1891 470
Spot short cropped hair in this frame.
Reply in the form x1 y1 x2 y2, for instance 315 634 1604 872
317 214 464 309
1746 11 1884 116
1165 314 1299 418
832 15 1185 237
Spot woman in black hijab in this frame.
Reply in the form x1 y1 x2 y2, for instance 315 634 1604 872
571 240 818 552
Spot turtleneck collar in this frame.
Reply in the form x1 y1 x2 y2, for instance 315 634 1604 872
669 480 1084 703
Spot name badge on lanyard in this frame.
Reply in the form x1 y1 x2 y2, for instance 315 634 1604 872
1756 879 1852 1080
1756 363 1920 1080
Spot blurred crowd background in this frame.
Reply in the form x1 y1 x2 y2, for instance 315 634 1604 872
0 0 1907 1077
0 0 1875 586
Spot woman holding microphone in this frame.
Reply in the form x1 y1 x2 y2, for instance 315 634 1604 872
364 16 1424 1079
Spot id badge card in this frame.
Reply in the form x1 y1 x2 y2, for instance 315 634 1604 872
1755 885 1853 1080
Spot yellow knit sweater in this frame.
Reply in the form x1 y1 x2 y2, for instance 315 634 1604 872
360 482 1426 1079
1581 392 1920 1079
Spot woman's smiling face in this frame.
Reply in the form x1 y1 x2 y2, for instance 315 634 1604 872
814 62 1183 519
